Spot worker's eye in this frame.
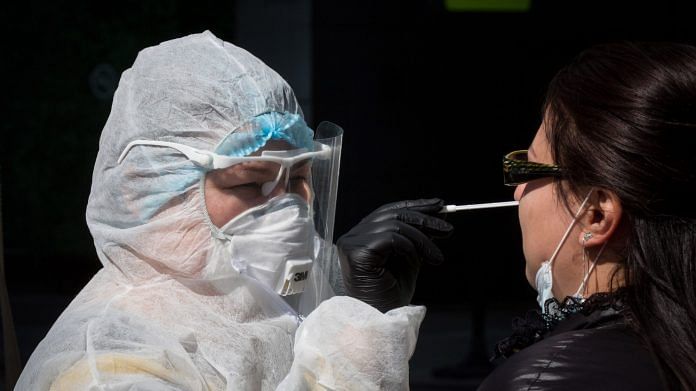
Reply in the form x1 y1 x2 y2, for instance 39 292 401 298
229 182 263 191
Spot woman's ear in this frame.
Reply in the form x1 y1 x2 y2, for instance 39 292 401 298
578 189 623 247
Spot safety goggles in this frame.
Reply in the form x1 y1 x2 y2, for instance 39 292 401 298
502 150 562 186
118 139 331 196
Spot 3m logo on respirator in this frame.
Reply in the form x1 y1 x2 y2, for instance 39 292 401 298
294 271 309 282
276 259 312 296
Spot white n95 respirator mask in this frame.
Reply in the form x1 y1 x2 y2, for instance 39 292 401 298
220 194 315 296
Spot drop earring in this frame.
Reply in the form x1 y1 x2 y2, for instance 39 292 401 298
577 232 593 299
582 234 589 292
575 231 607 300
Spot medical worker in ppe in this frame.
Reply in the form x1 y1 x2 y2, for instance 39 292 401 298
15 31 451 390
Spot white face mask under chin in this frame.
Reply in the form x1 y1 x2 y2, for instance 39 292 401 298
534 191 605 312
219 194 315 296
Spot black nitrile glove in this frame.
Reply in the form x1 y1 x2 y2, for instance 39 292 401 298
337 198 454 313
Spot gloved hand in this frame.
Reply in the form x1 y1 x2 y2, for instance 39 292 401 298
337 198 454 313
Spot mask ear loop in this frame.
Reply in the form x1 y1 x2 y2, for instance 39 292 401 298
546 190 594 267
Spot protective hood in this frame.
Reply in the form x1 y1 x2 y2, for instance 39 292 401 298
86 30 304 283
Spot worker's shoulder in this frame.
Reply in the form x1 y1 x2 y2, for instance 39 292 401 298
477 324 664 391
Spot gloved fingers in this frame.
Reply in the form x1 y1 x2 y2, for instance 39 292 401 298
368 198 445 216
339 230 419 270
375 231 422 271
363 209 454 239
389 221 446 265
346 220 446 265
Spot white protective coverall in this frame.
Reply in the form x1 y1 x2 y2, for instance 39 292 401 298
15 31 424 390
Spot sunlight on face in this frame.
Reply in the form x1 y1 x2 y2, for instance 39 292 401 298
515 121 577 290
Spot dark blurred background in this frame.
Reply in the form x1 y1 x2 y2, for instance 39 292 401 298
2 0 695 389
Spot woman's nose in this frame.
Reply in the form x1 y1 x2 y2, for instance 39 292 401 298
513 183 526 201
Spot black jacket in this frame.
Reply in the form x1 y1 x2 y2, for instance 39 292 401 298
478 297 664 390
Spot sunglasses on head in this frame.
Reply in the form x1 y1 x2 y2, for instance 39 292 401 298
502 150 563 186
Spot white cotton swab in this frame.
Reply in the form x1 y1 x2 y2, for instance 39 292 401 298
439 201 519 213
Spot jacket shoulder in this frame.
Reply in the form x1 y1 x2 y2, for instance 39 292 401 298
478 324 664 391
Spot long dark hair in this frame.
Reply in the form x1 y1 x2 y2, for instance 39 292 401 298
544 42 696 390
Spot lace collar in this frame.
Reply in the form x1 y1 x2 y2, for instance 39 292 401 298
493 290 627 360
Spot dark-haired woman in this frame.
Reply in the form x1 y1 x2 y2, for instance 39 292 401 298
478 42 696 390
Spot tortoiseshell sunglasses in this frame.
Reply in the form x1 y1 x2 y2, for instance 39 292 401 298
502 150 563 186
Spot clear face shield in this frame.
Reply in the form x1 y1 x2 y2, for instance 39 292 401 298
309 121 343 272
117 112 343 295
